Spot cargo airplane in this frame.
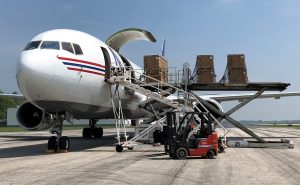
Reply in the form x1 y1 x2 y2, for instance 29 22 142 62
1 28 300 152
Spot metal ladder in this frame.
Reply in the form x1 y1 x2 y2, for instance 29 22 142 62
109 84 129 146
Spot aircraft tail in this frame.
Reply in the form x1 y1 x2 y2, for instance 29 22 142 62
162 38 165 57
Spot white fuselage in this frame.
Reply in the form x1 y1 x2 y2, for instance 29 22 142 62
17 29 147 119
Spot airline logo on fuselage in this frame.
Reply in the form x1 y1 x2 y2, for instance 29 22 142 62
57 56 105 76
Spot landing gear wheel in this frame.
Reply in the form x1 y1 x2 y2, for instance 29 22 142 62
176 147 188 160
82 128 92 138
48 136 57 151
93 127 103 138
59 136 70 151
127 146 134 150
206 150 215 159
116 144 123 152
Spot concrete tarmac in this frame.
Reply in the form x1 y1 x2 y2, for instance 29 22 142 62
0 127 299 185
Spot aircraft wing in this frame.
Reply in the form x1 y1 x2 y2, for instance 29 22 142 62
2 91 299 103
0 93 25 100
106 28 156 52
202 92 300 102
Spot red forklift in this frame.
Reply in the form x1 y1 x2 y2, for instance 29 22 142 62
163 111 220 159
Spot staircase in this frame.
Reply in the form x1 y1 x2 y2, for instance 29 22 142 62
108 66 191 110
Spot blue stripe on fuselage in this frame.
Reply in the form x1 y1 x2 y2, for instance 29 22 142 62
62 62 105 72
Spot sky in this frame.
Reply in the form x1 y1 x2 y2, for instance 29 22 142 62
0 0 300 120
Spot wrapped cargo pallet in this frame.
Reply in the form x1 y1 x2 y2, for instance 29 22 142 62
195 55 216 84
144 55 168 83
227 54 248 84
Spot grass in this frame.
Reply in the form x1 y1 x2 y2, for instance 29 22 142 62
0 126 27 132
0 124 122 132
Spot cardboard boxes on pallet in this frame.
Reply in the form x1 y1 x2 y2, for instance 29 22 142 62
144 55 168 83
227 54 248 84
195 55 216 84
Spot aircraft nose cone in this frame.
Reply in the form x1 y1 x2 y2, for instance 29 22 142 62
17 51 54 99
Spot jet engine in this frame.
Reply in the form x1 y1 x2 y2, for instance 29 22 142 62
16 102 55 130
194 99 223 118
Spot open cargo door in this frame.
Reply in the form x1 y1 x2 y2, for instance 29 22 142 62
106 28 156 52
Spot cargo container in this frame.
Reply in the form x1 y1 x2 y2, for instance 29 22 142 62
227 54 248 84
144 55 168 83
195 55 216 84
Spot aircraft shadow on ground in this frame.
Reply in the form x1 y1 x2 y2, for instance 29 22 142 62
0 134 121 159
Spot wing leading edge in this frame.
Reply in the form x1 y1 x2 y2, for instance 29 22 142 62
202 92 300 102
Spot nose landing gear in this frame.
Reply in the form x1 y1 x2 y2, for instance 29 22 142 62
47 114 70 152
48 136 70 152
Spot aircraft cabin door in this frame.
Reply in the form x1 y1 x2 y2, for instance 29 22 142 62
101 47 111 80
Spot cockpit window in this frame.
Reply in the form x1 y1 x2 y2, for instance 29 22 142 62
23 41 41 51
62 42 74 54
73 43 83 55
40 41 60 50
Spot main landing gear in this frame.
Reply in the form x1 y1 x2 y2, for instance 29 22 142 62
47 114 70 152
82 119 103 138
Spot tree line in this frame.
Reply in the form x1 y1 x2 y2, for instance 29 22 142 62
0 90 24 119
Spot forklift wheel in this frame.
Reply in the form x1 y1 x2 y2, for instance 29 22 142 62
206 150 214 159
176 147 188 160
219 146 225 153
116 145 123 152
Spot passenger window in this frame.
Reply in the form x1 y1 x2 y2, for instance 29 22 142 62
62 42 74 54
23 41 41 51
41 41 60 50
73 44 83 55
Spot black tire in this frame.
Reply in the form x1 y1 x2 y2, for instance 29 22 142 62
82 128 92 138
206 150 214 159
131 120 136 126
48 136 57 150
93 127 103 138
116 144 123 152
128 146 134 150
176 147 188 160
219 146 225 153
59 136 70 151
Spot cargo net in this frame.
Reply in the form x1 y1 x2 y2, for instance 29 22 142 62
219 54 248 84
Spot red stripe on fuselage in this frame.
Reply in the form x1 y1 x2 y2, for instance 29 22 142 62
57 56 105 68
67 67 105 76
